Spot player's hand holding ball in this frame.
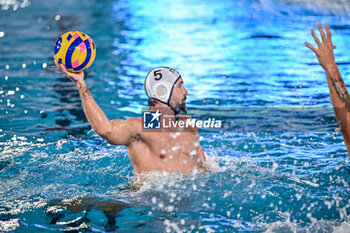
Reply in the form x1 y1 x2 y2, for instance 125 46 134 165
54 31 96 83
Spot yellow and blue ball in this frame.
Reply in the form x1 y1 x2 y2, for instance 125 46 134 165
54 31 96 72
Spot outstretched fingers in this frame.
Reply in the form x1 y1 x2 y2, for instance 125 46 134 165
317 23 327 42
325 23 332 41
325 23 336 49
305 41 317 54
311 29 321 47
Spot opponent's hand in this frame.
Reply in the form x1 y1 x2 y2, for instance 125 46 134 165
54 58 85 83
305 23 337 71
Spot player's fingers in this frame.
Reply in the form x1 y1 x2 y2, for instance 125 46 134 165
311 29 321 47
53 57 63 70
59 65 65 73
305 41 317 53
317 23 326 42
57 64 63 73
325 23 332 41
53 57 73 78
61 66 70 76
57 63 67 74
54 58 58 67
54 58 62 71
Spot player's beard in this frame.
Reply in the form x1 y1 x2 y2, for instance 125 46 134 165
178 100 187 115
170 97 187 115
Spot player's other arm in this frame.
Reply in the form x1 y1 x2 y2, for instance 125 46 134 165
305 23 350 153
55 60 137 145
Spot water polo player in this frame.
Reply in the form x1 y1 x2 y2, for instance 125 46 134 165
55 61 208 175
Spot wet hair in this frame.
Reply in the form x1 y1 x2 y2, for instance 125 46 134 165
148 98 157 106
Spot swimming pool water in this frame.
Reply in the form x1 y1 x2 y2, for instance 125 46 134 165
1 0 350 232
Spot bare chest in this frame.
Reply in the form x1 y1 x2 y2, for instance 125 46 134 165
148 131 198 158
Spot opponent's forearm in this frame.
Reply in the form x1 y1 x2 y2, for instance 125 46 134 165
325 62 350 110
325 63 350 152
76 81 112 135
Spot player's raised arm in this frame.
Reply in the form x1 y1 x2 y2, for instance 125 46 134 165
305 23 350 153
55 60 137 145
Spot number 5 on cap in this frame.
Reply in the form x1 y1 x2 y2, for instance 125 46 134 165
154 70 162 80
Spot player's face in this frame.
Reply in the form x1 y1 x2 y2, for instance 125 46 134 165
170 78 188 114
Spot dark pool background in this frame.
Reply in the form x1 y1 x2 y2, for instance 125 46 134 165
1 0 350 232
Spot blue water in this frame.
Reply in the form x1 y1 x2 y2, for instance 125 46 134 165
1 0 350 232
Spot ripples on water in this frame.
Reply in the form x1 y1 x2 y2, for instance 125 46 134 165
1 0 350 232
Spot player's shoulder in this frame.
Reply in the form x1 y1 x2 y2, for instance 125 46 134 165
126 117 142 125
111 117 141 129
126 117 141 124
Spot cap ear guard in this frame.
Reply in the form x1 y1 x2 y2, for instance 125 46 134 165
155 83 169 99
145 67 181 105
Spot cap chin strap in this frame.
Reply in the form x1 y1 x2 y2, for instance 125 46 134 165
153 95 179 114
153 95 184 118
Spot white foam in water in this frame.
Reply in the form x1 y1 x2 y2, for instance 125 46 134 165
0 218 19 232
1 132 349 232
333 221 350 233
265 219 350 233
287 176 319 187
131 170 187 192
0 0 30 10
204 152 222 172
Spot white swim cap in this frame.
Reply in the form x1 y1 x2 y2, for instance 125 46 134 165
145 67 181 105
